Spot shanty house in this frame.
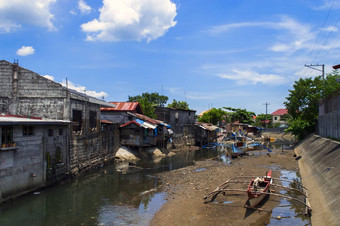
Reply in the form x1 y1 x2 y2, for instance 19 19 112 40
0 60 118 178
101 102 143 124
195 122 219 146
0 115 69 203
155 107 196 148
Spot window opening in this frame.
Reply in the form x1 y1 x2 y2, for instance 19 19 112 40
89 111 97 129
72 110 82 132
23 126 33 136
1 126 13 145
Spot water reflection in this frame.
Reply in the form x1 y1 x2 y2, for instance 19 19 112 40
0 148 221 226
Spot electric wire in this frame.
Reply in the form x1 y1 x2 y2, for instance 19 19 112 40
304 0 335 65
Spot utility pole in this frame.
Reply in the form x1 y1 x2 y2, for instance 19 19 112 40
305 64 325 79
263 102 270 128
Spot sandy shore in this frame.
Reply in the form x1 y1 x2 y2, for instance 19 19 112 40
151 149 302 226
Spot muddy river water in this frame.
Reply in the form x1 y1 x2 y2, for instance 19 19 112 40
0 144 310 225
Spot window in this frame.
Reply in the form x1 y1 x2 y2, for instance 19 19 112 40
72 110 82 132
2 126 13 144
59 128 63 136
89 111 97 129
274 117 277 120
48 129 54 137
23 126 34 136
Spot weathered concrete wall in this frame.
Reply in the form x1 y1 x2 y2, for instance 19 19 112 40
0 60 68 119
295 135 340 225
0 124 69 202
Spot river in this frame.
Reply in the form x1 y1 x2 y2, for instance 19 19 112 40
0 149 221 226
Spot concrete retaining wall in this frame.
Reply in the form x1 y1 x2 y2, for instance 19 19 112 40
295 135 340 225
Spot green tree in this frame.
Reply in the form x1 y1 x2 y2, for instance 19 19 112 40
128 92 169 118
254 114 272 127
198 108 227 125
167 99 190 110
223 107 255 124
284 72 340 140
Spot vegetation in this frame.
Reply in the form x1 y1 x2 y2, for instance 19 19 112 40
128 92 168 118
198 108 227 125
284 72 340 140
254 113 272 127
223 107 255 124
167 99 190 110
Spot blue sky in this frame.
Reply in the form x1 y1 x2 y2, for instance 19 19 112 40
1 0 340 115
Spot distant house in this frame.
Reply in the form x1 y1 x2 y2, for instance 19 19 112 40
155 107 196 148
101 103 170 148
271 109 288 124
195 122 219 146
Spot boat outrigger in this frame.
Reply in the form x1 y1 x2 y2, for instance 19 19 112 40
203 170 312 215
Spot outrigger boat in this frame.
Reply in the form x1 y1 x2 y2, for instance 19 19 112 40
203 170 312 215
246 170 272 208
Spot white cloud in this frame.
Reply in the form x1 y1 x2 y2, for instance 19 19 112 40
43 75 55 81
321 26 339 32
78 0 92 14
16 46 35 56
207 16 314 53
217 69 286 86
81 0 177 42
61 80 108 99
0 0 56 32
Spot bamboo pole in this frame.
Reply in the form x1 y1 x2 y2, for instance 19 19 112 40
217 189 312 210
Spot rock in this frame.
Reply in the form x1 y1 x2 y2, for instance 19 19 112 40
115 146 140 161
167 152 176 157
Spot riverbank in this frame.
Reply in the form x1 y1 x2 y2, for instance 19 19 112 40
151 148 302 225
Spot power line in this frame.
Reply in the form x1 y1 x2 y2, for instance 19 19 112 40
305 0 336 65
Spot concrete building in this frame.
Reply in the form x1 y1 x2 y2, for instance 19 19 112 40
155 107 196 148
0 115 69 202
0 60 119 177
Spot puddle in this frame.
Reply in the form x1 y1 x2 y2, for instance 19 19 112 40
212 201 234 205
195 168 206 172
267 170 311 225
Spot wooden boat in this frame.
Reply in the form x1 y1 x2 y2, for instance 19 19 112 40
246 170 272 208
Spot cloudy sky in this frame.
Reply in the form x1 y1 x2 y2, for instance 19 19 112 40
1 0 340 114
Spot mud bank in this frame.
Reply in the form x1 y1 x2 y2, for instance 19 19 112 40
151 149 304 226
295 135 340 226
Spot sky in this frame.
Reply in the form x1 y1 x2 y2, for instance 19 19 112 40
1 0 340 115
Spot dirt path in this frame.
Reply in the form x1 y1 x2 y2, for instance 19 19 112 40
151 149 300 226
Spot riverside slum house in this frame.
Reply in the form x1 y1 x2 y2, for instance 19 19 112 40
194 122 219 146
0 60 119 202
155 106 196 148
101 102 171 151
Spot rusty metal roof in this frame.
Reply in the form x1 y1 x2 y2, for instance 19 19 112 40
100 102 143 113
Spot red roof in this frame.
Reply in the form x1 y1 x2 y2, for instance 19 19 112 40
120 120 141 128
271 109 288 116
100 102 143 114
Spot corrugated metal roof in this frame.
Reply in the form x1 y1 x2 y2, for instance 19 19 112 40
271 109 288 116
101 102 143 113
